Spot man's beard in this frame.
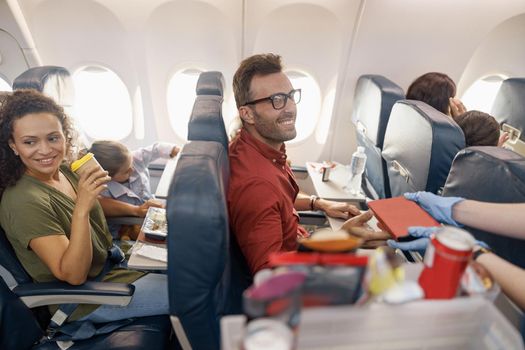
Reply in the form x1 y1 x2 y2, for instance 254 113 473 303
252 109 297 144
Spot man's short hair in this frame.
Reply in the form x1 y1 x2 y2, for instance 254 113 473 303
232 53 283 109
454 110 500 147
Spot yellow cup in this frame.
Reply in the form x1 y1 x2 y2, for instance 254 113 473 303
71 152 103 176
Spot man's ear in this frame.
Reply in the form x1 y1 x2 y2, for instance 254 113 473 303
239 106 255 125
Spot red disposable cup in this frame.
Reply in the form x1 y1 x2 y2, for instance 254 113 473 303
418 226 475 299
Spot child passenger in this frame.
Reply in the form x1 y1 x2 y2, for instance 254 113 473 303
454 110 502 147
89 140 180 239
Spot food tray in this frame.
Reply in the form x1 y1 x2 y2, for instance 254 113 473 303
141 207 167 240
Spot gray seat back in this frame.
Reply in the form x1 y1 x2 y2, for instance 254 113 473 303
187 94 229 152
167 140 249 350
196 71 225 96
491 78 525 142
443 146 525 268
13 66 74 110
352 75 404 198
382 100 465 197
0 227 32 286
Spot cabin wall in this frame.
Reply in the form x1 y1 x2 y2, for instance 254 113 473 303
1 0 525 165
458 13 525 96
0 1 31 83
331 0 525 165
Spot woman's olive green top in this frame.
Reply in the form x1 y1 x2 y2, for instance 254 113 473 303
0 165 144 320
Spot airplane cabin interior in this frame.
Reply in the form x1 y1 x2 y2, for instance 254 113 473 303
1 0 525 349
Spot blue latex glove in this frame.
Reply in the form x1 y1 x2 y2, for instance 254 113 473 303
387 226 490 252
387 226 438 252
404 192 465 226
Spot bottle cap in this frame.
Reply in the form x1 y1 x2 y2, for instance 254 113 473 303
71 153 95 172
357 146 365 153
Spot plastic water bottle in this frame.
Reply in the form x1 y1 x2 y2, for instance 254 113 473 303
345 146 366 195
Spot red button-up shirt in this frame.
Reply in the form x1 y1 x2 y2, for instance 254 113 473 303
228 128 308 274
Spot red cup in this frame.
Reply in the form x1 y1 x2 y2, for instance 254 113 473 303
418 226 475 299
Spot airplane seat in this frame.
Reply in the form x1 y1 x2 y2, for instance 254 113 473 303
0 226 173 350
491 77 525 155
13 66 74 111
351 75 405 198
187 94 229 152
443 146 525 268
166 140 250 350
196 71 225 97
382 100 465 197
13 66 89 151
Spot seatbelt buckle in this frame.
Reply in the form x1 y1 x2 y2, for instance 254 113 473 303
50 309 68 327
46 309 67 339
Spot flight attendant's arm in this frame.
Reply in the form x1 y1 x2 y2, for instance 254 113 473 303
475 252 525 309
405 192 525 240
453 201 525 239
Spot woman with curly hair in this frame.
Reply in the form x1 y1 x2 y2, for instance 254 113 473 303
0 89 169 323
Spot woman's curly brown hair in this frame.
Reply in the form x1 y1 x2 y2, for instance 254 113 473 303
0 89 78 195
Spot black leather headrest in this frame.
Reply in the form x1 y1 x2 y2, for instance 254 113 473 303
196 71 225 97
352 75 405 148
166 140 229 350
187 95 228 152
443 146 525 267
13 66 74 107
491 78 525 141
382 100 465 196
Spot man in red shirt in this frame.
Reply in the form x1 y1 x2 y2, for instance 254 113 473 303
228 53 389 274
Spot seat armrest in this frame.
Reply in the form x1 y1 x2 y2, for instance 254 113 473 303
106 216 144 226
292 165 309 180
298 210 325 218
298 210 327 226
13 281 134 308
291 165 307 173
148 163 166 171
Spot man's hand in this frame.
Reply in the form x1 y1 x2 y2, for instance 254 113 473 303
341 211 391 248
449 97 467 118
316 198 361 219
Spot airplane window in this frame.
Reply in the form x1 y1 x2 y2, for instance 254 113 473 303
0 76 11 91
167 68 202 139
286 71 321 143
73 66 132 140
461 75 507 113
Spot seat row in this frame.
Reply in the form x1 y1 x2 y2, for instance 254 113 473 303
353 74 525 199
352 74 525 269
0 71 236 350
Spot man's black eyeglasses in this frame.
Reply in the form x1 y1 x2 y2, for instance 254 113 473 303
243 89 301 110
